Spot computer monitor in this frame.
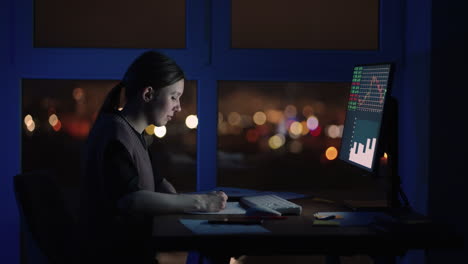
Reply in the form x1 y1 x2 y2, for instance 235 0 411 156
339 63 394 173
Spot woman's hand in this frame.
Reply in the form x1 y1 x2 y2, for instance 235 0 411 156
200 191 228 212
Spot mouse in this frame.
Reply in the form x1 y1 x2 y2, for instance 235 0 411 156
245 206 282 216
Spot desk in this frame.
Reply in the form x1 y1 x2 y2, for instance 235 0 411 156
151 197 462 259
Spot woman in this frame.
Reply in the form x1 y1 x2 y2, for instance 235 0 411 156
79 50 227 264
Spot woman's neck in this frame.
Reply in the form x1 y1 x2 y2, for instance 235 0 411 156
120 102 148 134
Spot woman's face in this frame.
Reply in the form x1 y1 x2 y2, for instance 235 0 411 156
149 79 184 127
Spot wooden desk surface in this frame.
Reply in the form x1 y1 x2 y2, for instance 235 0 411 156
151 197 462 256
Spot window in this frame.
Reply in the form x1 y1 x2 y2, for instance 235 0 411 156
22 79 197 192
217 81 351 190
217 81 386 198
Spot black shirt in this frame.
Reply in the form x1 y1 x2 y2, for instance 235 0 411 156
82 112 161 264
103 140 163 206
103 112 163 206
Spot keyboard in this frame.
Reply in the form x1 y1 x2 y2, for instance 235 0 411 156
240 194 302 216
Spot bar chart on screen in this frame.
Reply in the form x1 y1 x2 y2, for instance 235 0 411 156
348 118 379 168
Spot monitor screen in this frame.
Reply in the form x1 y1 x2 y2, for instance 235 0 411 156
339 63 393 172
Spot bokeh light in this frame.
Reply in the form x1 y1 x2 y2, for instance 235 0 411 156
24 114 36 132
327 125 341 139
266 109 283 124
227 112 241 126
52 120 62 132
72 87 85 101
310 125 322 137
48 114 58 127
24 115 33 127
289 121 303 136
325 146 338 160
246 129 259 143
256 124 270 136
268 134 285 149
26 120 36 132
306 116 319 131
154 126 167 138
300 121 309 135
185 115 198 129
253 111 267 125
145 124 155 135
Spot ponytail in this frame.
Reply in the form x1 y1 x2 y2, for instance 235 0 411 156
96 51 184 119
97 82 124 118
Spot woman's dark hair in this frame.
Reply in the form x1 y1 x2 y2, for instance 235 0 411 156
98 50 185 116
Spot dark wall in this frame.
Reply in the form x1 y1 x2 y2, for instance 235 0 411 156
428 1 468 262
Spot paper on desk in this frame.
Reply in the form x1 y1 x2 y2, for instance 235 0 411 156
186 202 246 215
180 219 270 235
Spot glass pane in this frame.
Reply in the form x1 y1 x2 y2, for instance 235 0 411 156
35 0 186 48
22 79 197 198
218 81 386 199
232 0 379 50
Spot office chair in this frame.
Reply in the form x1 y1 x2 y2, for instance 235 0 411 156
13 170 77 264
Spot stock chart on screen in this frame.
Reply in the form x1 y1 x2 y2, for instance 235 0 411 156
339 64 392 171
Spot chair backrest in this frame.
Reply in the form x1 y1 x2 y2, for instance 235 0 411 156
14 170 76 264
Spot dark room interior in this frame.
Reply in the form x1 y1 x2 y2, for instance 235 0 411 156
1 0 467 263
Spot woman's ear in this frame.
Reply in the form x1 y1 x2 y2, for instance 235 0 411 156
142 86 154 102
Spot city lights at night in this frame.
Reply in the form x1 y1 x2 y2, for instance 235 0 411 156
268 134 286 150
154 126 167 138
253 111 267 125
325 146 338 160
326 124 342 138
306 116 319 131
185 115 198 129
145 124 156 135
227 112 241 126
23 80 349 196
24 114 36 132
